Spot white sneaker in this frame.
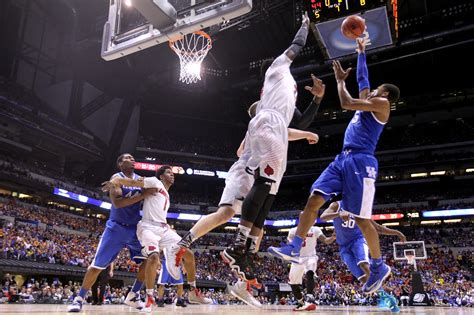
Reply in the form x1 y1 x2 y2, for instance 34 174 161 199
228 281 262 309
164 245 182 280
139 295 154 313
67 296 83 312
188 288 212 304
294 301 317 311
125 291 144 310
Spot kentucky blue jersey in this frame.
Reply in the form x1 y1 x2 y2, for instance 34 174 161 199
343 110 385 154
109 172 142 225
333 216 364 246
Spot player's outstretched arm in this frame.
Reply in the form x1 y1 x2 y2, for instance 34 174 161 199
284 12 310 61
319 202 341 222
333 60 389 114
371 220 407 242
290 74 325 130
356 37 370 99
288 128 319 144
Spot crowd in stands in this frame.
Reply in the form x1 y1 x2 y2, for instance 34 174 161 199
0 185 472 307
0 158 103 200
1 236 472 307
0 198 103 233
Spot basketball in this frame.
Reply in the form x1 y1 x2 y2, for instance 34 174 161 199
341 15 366 39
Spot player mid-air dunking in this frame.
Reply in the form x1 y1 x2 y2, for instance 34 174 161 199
269 37 400 294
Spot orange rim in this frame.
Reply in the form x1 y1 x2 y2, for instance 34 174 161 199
168 31 212 52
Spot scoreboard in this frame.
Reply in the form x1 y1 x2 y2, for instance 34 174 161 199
304 0 389 22
301 0 397 59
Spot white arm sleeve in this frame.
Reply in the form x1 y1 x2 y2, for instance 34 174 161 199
143 176 161 189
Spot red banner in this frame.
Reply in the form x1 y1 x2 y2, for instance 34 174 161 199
135 162 184 174
372 213 404 221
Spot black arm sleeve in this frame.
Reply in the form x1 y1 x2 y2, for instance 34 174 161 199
289 98 321 130
287 24 309 57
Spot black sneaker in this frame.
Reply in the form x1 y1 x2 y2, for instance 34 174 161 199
176 298 187 307
221 248 255 281
157 299 165 307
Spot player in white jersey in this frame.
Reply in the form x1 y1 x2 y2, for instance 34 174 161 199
176 73 324 257
103 165 211 312
287 224 336 311
220 11 314 283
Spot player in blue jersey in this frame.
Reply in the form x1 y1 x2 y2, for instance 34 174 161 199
68 153 152 312
269 37 400 294
320 201 406 312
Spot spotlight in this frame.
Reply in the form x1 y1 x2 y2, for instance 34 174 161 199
124 0 132 7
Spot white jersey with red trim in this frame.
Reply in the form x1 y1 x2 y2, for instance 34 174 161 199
288 226 323 257
142 177 170 224
257 53 297 126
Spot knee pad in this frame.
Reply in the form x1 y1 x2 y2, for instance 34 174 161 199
241 177 272 223
253 194 275 229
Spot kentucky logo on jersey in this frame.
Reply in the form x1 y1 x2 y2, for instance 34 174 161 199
366 166 377 179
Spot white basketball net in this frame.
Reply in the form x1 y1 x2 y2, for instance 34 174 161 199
169 31 212 84
406 254 415 265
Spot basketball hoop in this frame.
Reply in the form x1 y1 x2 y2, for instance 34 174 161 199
169 31 212 84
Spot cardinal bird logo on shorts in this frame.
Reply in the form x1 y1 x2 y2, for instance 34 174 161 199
148 245 156 251
264 164 274 176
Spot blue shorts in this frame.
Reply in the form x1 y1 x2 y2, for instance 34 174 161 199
158 260 184 285
91 220 145 269
339 237 370 280
311 151 378 219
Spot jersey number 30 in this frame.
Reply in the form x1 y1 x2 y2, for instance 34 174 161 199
341 218 356 229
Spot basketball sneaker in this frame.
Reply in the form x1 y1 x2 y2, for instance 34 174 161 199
268 242 302 264
139 295 154 313
188 288 212 304
220 248 255 281
176 298 187 307
67 296 83 312
125 291 144 310
164 245 182 280
381 291 400 313
228 280 262 309
294 300 317 311
363 263 391 294
157 298 165 307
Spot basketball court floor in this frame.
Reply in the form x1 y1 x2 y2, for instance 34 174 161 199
0 304 472 314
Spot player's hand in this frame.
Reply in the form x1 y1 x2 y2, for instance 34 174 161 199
397 232 407 243
306 132 319 144
304 74 325 98
332 60 351 82
302 11 310 27
339 210 351 222
356 37 368 54
109 270 114 278
101 177 120 192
